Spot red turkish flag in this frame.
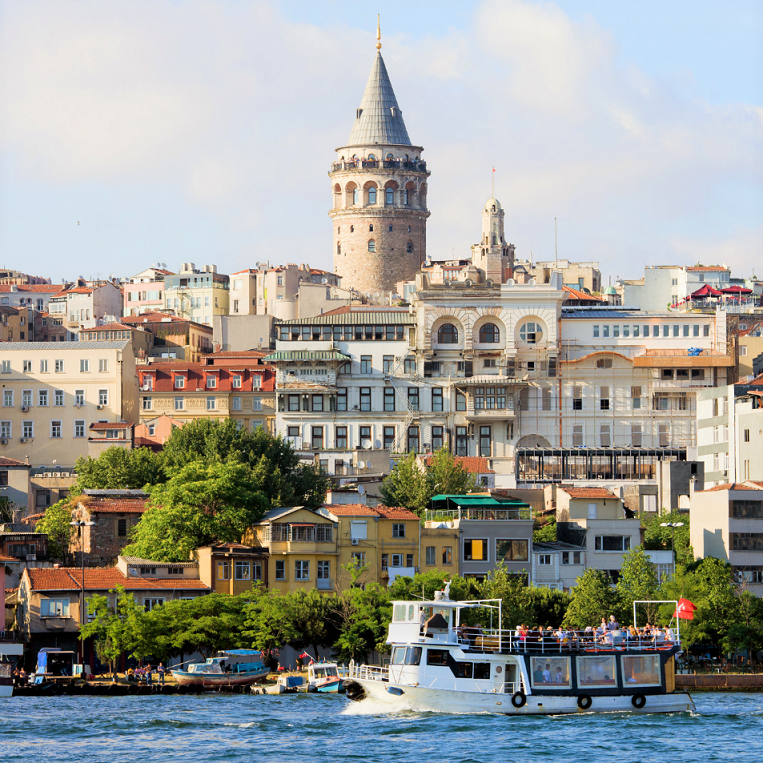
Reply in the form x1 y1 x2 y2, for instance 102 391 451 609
673 598 697 620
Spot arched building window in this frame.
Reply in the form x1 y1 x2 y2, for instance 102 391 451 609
479 323 499 343
438 324 458 344
353 188 359 205
406 241 413 253
403 189 409 205
336 243 341 255
368 239 376 252
519 321 542 344
369 224 374 232
386 188 394 205
368 187 377 204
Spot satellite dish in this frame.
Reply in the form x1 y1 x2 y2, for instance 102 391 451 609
358 485 366 495
361 439 372 449
357 461 366 469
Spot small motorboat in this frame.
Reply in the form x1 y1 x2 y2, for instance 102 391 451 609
265 674 305 694
173 649 270 688
307 661 345 693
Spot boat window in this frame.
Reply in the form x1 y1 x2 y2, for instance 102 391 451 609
392 646 422 665
473 663 491 680
408 604 415 621
432 608 451 625
577 656 617 688
453 662 473 679
394 604 407 622
530 657 571 689
622 655 661 687
426 649 449 666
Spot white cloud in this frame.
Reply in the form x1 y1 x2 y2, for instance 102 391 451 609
0 0 760 280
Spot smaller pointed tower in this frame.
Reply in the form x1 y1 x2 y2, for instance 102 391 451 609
471 198 515 283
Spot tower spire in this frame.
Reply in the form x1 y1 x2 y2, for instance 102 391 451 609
376 14 382 50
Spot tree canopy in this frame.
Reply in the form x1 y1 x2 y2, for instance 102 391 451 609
73 447 165 493
35 500 74 560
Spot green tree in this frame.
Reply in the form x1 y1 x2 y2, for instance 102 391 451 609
616 546 659 626
289 589 339 658
122 460 268 562
379 452 429 514
477 563 534 631
73 447 165 492
242 587 300 652
528 587 571 627
533 516 556 543
642 511 693 565
331 584 391 663
387 571 478 603
563 568 621 629
425 448 478 498
35 500 73 560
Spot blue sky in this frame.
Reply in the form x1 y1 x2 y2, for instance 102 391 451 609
1 0 761 285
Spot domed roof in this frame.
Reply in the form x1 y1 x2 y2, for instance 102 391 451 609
485 197 502 211
603 286 617 295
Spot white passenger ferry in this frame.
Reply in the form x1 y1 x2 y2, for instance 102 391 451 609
344 592 695 715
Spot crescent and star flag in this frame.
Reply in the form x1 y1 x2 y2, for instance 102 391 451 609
673 598 697 620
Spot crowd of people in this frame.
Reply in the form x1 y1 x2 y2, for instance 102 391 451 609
126 663 166 685
512 616 676 651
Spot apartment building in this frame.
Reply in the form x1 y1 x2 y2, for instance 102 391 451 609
137 351 275 434
79 322 152 358
531 541 586 592
621 265 731 312
691 482 763 597
697 376 763 486
196 543 269 595
0 284 62 313
247 506 338 594
517 259 602 294
123 266 173 316
0 342 138 467
553 486 643 583
163 264 229 326
47 282 123 341
121 312 213 361
424 494 534 582
318 504 420 587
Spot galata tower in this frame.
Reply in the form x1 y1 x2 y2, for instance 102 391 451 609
329 24 430 294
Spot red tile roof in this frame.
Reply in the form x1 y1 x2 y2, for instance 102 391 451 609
81 323 141 333
0 456 28 467
89 422 133 430
323 504 379 516
702 481 763 492
0 553 18 562
80 497 149 514
686 265 729 271
0 284 63 293
210 350 266 358
559 486 619 500
26 567 210 591
374 506 419 520
138 361 273 392
562 285 603 301
423 455 494 474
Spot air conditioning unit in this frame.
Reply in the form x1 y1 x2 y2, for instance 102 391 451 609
97 405 104 410
19 438 25 443
26 553 36 561
20 406 28 412
0 439 7 445
351 538 359 546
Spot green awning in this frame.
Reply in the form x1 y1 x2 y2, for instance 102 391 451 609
263 350 351 362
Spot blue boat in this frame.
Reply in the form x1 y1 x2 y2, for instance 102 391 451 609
173 649 270 688
307 662 345 693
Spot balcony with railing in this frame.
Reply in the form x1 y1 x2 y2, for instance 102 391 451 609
331 158 428 173
425 506 532 525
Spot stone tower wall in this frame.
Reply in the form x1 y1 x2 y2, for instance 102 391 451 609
329 159 430 293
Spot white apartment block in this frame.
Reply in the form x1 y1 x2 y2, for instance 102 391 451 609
0 342 138 467
697 379 763 487
47 282 123 340
620 265 731 312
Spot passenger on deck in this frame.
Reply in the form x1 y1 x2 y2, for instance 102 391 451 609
607 616 619 631
542 663 552 683
664 626 675 643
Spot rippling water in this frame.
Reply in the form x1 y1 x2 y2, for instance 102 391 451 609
1 692 761 762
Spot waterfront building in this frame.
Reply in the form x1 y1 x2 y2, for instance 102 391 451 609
690 481 763 597
0 341 138 468
531 541 586 592
196 543 269 595
163 263 229 326
16 558 210 664
246 506 338 594
330 36 430 293
420 525 461 577
136 351 275 434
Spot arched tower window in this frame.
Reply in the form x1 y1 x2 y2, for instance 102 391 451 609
386 153 394 160
350 225 354 233
386 188 394 205
403 189 409 205
438 324 458 344
337 243 341 255
353 188 359 205
368 153 376 161
368 239 376 252
369 224 374 232
368 187 377 204
406 241 414 253
479 323 499 343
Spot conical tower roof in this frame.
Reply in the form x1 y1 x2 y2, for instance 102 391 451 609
346 52 412 147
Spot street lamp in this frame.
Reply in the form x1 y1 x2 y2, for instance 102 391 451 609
660 521 685 568
70 519 95 669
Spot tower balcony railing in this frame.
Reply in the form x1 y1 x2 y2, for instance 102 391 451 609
331 159 428 173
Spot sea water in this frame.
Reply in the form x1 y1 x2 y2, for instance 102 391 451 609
0 692 760 762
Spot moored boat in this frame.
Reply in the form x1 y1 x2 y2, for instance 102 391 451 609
307 661 345 693
344 592 695 715
173 649 270 688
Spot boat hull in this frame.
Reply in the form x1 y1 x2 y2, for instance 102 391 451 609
315 679 345 694
346 679 695 715
173 668 270 688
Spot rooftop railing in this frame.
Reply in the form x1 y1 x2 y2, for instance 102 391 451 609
331 159 428 173
425 507 532 523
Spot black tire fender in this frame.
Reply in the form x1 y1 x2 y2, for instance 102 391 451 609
577 694 593 710
511 691 527 708
631 693 646 709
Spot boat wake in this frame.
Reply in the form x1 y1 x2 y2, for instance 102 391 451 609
341 698 414 716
